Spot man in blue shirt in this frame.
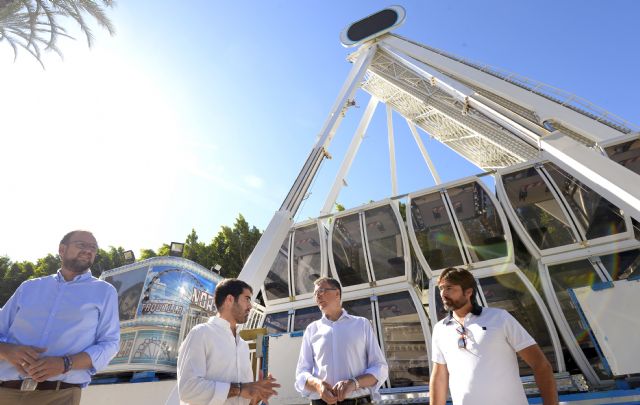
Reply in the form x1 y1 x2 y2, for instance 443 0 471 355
0 230 120 405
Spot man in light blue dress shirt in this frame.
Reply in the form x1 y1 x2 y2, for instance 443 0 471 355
295 277 388 405
0 230 120 405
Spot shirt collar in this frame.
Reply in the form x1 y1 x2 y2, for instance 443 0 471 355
321 308 351 324
210 315 240 335
443 304 483 325
55 269 93 283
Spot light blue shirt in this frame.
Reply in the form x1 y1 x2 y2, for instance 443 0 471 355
0 270 120 386
295 309 389 400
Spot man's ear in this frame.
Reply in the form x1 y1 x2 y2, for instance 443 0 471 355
464 287 474 300
58 244 65 256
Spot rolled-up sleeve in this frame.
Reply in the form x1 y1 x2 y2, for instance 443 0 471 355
295 327 315 396
83 285 120 373
177 326 230 405
363 320 388 391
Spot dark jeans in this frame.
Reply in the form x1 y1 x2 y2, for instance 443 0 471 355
312 396 372 405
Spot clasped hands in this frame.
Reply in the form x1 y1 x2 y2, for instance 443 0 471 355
316 379 357 404
1 344 65 382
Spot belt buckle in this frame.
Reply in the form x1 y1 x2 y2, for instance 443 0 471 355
20 378 38 391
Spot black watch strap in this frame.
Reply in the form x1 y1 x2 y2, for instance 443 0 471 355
230 382 242 394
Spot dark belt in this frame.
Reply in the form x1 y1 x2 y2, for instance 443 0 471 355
312 395 372 405
0 380 82 391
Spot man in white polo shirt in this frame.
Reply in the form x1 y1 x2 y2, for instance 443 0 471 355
429 267 558 405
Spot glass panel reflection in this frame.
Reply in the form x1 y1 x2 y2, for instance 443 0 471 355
332 213 369 286
447 182 507 262
264 311 288 335
605 139 640 175
293 306 322 332
544 162 626 240
343 298 373 322
479 273 557 374
410 192 464 270
364 205 405 281
502 167 577 249
548 260 611 379
293 225 323 295
264 234 291 301
599 249 640 281
379 292 429 387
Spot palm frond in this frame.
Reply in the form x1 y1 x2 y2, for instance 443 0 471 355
0 0 115 67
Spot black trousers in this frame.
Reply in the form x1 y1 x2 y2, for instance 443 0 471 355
312 396 372 405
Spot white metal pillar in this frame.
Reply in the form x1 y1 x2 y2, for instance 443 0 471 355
387 105 398 196
321 96 379 216
239 45 377 292
407 119 441 185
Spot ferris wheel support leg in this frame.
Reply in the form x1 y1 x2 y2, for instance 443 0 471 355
541 132 640 221
238 210 293 293
238 45 377 293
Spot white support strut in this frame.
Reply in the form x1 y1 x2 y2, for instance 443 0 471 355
321 96 380 216
407 119 441 185
387 104 398 196
239 45 377 292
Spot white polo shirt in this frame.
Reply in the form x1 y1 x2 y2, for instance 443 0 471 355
431 307 536 405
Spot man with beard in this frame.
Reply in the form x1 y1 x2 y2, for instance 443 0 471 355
295 277 388 405
177 278 280 405
429 267 558 405
0 230 120 405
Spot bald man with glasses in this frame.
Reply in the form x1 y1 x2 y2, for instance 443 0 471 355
0 230 120 405
295 277 388 405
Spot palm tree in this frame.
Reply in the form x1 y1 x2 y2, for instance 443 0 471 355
0 0 115 67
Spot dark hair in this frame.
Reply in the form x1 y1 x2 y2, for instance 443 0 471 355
438 267 478 302
214 278 253 309
60 230 95 245
314 277 342 297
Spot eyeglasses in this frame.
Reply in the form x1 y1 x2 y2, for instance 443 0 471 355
69 241 98 252
456 325 467 349
313 287 338 297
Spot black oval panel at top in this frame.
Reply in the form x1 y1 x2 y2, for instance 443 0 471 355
347 9 399 42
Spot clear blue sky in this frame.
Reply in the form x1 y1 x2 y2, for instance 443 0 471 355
1 1 639 261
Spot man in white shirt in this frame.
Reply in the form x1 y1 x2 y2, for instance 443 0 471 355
295 277 388 405
177 279 280 405
429 267 558 405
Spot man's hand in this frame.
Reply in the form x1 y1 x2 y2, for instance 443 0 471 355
315 380 338 404
240 374 281 404
332 380 356 402
25 357 65 382
0 343 46 376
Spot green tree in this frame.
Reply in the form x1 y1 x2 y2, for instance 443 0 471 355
209 214 262 278
157 243 171 257
92 246 125 277
33 253 61 278
0 0 115 67
184 228 208 266
139 248 157 260
1 260 35 305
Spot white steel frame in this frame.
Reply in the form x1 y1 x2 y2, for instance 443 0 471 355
327 199 411 294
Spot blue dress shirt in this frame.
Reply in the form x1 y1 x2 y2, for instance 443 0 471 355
0 270 120 386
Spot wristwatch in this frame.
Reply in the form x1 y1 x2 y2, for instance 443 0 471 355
351 377 360 390
230 382 242 391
